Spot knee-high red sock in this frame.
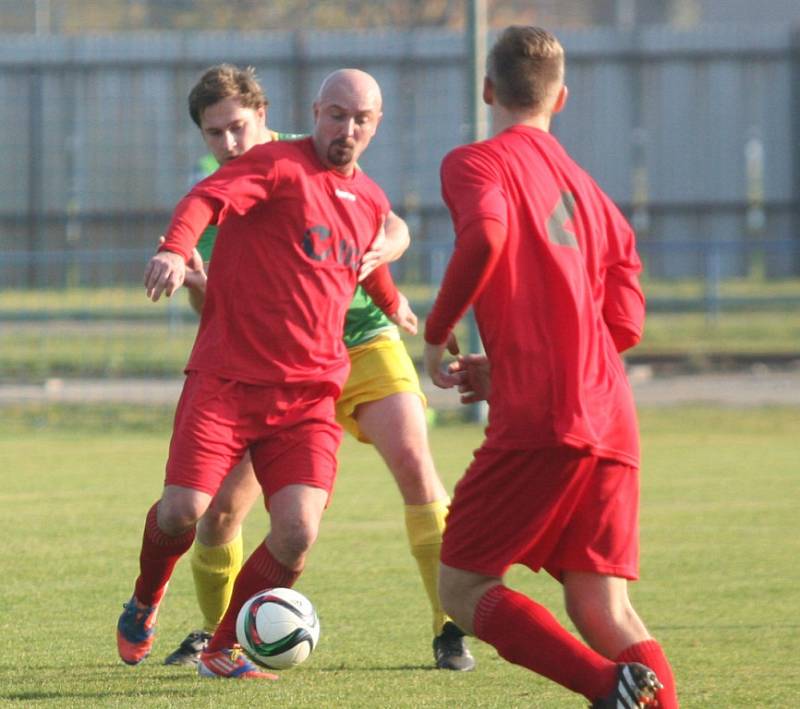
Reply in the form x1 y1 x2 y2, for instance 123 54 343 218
617 639 678 708
207 544 302 652
474 585 618 702
133 502 196 606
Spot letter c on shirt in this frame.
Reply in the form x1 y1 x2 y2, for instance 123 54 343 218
302 225 333 261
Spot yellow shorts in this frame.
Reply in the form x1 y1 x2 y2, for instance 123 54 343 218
336 332 426 443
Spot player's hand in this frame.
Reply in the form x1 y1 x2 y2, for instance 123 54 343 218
423 333 461 389
183 246 208 293
388 292 418 335
158 236 207 293
358 215 387 281
144 249 186 302
448 354 491 404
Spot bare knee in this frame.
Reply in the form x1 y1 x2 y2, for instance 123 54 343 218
196 456 262 546
357 394 447 504
376 441 447 505
268 517 318 568
385 445 428 486
157 490 209 536
196 503 244 546
438 569 467 625
564 573 650 656
566 591 616 635
439 565 498 635
264 485 328 569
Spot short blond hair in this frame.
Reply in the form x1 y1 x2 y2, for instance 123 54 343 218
487 26 564 111
188 64 268 127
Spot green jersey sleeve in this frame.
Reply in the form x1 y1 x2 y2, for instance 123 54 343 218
193 154 220 262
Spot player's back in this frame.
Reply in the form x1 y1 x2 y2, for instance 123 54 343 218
442 125 643 465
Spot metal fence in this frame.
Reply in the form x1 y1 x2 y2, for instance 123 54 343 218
1 25 799 295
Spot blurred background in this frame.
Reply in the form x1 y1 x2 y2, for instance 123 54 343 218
1 0 799 398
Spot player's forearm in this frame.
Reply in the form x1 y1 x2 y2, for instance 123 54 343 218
183 269 208 314
361 264 400 316
424 218 505 345
383 211 411 262
159 196 219 262
187 285 206 315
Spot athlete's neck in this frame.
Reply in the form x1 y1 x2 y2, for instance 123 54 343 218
260 126 274 144
490 107 551 136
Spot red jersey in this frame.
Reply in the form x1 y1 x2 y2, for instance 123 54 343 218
428 125 645 466
161 137 391 394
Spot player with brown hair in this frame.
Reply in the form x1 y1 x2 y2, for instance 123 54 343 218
424 26 678 708
117 68 405 680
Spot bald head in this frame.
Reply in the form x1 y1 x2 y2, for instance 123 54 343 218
312 68 383 175
316 68 383 110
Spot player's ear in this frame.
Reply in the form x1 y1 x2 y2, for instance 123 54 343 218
312 101 320 123
482 76 494 106
257 105 267 125
552 84 568 115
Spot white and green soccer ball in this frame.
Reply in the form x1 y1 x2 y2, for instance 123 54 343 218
236 587 320 670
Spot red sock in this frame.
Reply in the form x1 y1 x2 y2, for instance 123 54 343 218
133 502 196 606
616 639 678 708
207 544 302 652
474 585 618 702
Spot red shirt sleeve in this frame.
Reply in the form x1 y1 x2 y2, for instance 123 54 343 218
159 142 282 261
601 197 645 352
604 270 645 352
192 141 281 219
424 218 506 345
425 145 508 345
158 196 219 262
361 264 400 316
439 145 507 234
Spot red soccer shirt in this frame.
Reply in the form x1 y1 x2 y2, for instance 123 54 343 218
428 125 645 466
161 137 391 394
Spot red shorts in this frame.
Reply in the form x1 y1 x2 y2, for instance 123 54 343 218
441 445 639 581
165 372 342 501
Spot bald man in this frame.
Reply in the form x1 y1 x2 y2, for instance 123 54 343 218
118 69 402 679
164 63 473 671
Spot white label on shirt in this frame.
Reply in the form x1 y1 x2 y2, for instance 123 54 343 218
335 188 357 202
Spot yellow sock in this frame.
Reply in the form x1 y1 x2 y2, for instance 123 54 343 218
404 499 450 637
190 532 244 634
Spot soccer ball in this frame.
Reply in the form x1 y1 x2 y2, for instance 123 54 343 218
236 587 320 669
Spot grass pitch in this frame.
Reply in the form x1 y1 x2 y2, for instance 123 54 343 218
0 404 798 707
2 284 800 381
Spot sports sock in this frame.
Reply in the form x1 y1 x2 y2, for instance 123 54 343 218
206 543 301 652
404 499 449 635
473 584 618 701
134 502 196 606
191 531 244 633
616 639 678 708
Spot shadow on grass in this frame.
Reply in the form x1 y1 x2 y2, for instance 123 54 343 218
0 663 213 702
2 687 202 702
314 663 439 672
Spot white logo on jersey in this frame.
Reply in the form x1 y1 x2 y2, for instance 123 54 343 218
335 188 357 202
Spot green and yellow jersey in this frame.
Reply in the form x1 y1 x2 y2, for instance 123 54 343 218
193 130 394 349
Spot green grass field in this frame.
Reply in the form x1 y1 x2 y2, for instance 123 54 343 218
2 283 800 381
0 404 798 707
